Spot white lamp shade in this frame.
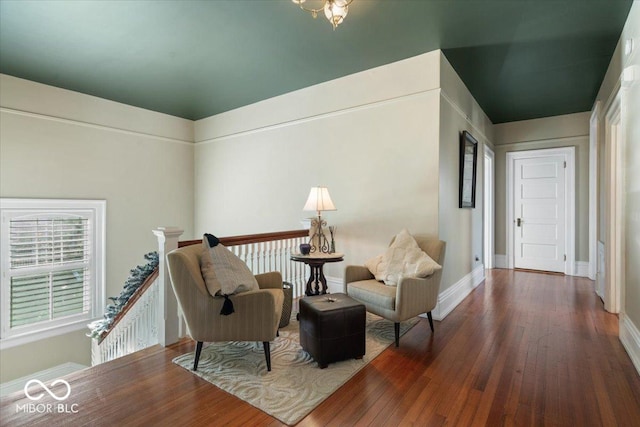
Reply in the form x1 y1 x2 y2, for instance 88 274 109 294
303 187 337 212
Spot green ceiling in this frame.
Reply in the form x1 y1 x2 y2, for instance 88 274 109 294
0 0 633 123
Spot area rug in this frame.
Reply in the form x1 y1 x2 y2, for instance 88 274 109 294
172 313 417 425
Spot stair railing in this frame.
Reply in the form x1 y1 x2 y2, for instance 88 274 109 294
91 228 309 365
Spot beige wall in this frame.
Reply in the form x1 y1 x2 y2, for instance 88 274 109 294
492 112 590 261
0 75 195 382
593 2 640 329
1 50 489 382
439 54 494 289
193 51 495 296
194 52 443 281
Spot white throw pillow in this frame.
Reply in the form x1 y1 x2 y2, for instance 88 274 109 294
201 234 259 296
365 229 441 286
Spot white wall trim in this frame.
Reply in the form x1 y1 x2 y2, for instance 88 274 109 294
506 147 576 275
574 262 590 278
0 362 87 397
194 51 442 141
431 265 485 321
194 82 494 147
604 89 624 313
484 145 496 269
620 314 640 376
494 134 588 148
494 254 507 269
439 91 493 145
195 88 441 145
0 319 95 351
589 102 601 281
596 241 605 299
326 276 343 295
602 79 623 117
1 74 194 142
491 260 589 274
0 107 194 145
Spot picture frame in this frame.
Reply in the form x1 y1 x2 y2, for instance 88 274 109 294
459 130 478 208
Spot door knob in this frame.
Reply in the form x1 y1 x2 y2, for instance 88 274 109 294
516 218 522 227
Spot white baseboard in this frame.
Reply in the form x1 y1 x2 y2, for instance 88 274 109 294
495 254 507 269
574 261 590 278
326 276 343 294
492 255 590 278
332 265 485 323
0 362 87 397
596 241 605 298
431 265 485 321
620 314 640 376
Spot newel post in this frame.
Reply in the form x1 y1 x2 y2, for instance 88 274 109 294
153 227 183 347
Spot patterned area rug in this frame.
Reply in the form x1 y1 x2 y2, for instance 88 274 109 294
172 313 417 425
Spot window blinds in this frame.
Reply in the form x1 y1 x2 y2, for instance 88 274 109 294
8 217 91 329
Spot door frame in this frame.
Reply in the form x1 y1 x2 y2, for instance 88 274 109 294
506 147 576 275
483 145 495 269
603 90 624 313
589 102 600 282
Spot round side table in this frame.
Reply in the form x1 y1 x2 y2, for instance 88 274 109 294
290 253 344 296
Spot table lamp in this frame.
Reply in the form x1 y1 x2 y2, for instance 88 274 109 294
303 186 336 253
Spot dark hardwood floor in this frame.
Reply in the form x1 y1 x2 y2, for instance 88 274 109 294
2 269 639 426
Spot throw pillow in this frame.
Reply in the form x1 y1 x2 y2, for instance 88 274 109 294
201 233 259 298
365 229 441 286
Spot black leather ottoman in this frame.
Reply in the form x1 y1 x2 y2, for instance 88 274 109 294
299 293 366 369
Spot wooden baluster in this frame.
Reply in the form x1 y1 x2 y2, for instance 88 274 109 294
259 241 264 273
248 243 254 272
236 245 243 268
278 239 284 282
255 242 259 273
237 244 244 267
288 238 294 295
273 240 278 276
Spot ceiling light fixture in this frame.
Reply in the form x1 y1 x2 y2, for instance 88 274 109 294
292 0 354 30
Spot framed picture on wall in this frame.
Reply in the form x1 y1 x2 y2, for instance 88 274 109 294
459 130 478 208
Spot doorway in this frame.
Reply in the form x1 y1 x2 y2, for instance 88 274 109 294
506 147 576 274
483 145 495 269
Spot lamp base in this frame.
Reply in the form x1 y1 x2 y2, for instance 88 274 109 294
309 215 331 254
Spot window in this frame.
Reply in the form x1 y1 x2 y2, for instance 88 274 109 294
0 199 105 349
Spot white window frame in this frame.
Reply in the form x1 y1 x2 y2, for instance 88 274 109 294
0 199 106 349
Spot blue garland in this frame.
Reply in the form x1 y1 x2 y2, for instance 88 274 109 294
87 252 159 339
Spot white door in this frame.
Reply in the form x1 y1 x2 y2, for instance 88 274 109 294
513 155 566 272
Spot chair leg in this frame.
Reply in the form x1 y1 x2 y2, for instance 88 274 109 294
394 322 400 347
427 311 434 332
263 341 272 372
193 341 203 371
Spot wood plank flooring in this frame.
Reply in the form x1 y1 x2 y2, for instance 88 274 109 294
2 269 639 426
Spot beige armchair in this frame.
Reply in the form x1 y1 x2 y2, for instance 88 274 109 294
344 237 445 347
167 244 284 371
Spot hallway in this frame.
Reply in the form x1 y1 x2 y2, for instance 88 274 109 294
2 269 639 426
